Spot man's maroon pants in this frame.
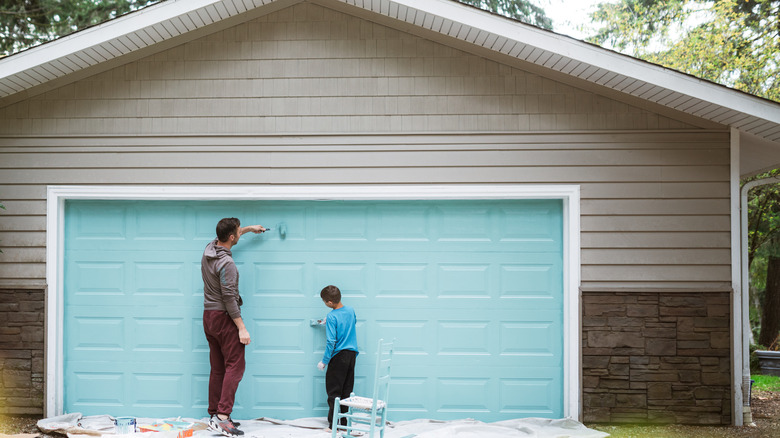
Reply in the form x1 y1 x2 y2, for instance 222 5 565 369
203 310 246 417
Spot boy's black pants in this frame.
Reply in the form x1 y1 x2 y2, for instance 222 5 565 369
326 349 357 426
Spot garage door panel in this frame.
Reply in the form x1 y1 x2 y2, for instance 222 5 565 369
499 320 562 362
253 262 308 298
133 206 189 241
130 372 188 409
498 374 562 416
436 376 494 413
67 307 203 363
68 203 128 240
390 367 561 421
66 367 125 410
66 361 212 416
375 205 430 240
65 259 127 300
246 370 309 412
65 254 197 305
313 204 371 240
244 313 364 364
130 317 188 353
252 318 311 356
191 318 209 352
67 315 126 359
249 256 561 309
251 240 562 253
133 261 188 295
312 262 370 297
191 373 209 409
387 376 432 413
240 366 368 418
65 199 564 420
374 319 434 357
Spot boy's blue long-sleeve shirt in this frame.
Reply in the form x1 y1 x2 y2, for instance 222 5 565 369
322 305 358 365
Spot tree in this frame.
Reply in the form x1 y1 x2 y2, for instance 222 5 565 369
456 0 552 29
589 0 779 102
760 255 780 347
1 0 161 56
745 170 780 347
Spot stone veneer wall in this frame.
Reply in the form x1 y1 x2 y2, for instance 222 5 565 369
582 291 731 425
0 289 45 415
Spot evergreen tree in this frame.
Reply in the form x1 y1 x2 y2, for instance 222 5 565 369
456 0 552 29
1 0 161 55
589 0 779 101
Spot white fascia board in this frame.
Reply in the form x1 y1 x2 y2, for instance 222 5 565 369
45 183 579 200
387 0 780 125
0 0 232 78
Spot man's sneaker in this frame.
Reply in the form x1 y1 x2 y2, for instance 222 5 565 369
208 415 244 437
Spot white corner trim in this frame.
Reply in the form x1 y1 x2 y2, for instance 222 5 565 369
44 187 65 418
561 185 582 420
45 184 581 418
730 128 743 426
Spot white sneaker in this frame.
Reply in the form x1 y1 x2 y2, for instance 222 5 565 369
208 415 244 437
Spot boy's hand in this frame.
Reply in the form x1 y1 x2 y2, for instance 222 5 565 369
317 361 326 371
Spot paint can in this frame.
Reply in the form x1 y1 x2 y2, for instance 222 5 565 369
114 416 136 434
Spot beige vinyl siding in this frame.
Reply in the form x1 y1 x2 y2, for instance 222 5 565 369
0 2 730 290
0 132 730 289
0 2 697 136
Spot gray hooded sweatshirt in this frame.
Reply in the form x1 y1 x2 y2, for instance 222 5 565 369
201 239 243 319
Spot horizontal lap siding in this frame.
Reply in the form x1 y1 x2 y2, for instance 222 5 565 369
0 133 731 288
0 3 730 289
0 3 696 136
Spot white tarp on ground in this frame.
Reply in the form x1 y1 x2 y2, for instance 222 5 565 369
38 414 609 438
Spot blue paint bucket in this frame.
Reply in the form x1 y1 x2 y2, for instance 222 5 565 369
114 416 136 434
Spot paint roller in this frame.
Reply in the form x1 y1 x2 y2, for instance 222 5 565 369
256 223 286 238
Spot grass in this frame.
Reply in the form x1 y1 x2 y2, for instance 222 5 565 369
753 374 780 391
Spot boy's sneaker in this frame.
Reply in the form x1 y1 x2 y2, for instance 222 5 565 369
208 415 244 437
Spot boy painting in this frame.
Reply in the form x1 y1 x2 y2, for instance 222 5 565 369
317 285 359 428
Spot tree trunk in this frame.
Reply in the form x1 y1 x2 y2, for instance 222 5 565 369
759 256 780 348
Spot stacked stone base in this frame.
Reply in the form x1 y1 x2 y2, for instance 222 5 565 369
0 289 45 415
582 291 731 425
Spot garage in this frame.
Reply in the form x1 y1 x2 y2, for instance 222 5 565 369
60 190 567 421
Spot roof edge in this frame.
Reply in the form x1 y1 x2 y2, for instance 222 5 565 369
381 0 780 124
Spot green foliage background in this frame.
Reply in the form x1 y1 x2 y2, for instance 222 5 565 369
0 1 553 56
589 0 779 102
1 0 161 55
456 0 551 29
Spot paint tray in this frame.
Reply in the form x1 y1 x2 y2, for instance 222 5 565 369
138 420 194 438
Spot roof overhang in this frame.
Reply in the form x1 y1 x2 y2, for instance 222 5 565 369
1 0 779 176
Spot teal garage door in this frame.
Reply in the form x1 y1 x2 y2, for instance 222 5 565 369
64 199 563 421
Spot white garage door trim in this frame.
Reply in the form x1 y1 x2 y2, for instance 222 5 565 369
46 184 581 419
